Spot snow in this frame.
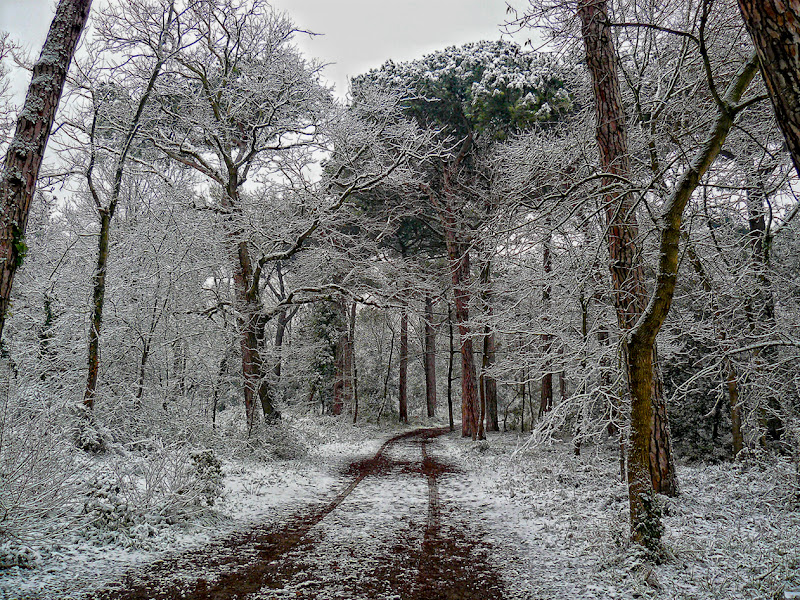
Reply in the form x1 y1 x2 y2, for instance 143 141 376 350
1 422 797 599
440 433 800 600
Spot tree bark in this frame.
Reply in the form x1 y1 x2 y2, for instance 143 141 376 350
737 0 800 179
540 223 554 418
429 137 481 439
0 0 92 340
441 201 480 439
350 301 359 424
578 0 680 546
332 300 348 417
447 303 455 432
424 295 437 418
84 210 110 408
479 261 499 431
398 302 409 424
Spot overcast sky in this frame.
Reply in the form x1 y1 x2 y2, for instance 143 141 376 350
2 0 533 98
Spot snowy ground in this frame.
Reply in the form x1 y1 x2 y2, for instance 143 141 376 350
442 432 800 600
1 419 798 599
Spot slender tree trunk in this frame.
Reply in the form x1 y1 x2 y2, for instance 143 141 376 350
424 295 437 418
447 303 454 431
727 363 744 456
350 301 359 424
0 0 93 340
479 261 499 431
273 308 288 380
399 303 409 424
378 317 395 424
540 223 553 418
82 10 171 408
686 238 745 456
520 368 526 433
84 210 110 408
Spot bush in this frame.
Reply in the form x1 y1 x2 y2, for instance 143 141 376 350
0 541 41 570
188 449 224 506
0 403 78 542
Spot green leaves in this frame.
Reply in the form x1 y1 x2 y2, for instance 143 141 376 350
352 40 575 140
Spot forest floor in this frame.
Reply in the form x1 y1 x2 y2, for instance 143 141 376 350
1 418 799 599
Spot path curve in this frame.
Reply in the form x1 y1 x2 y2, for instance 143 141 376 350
85 428 505 600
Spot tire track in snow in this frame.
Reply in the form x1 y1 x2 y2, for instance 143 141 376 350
84 429 423 600
85 427 507 600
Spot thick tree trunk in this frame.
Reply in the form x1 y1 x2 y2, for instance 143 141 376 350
0 0 92 340
398 303 409 424
579 0 672 546
737 0 800 178
424 295 437 418
430 138 481 439
84 210 110 408
230 229 275 429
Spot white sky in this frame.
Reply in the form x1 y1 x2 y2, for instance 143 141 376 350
1 0 534 99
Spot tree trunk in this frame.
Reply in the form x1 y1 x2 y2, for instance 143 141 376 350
273 308 288 380
479 261 499 431
424 295 437 418
430 139 481 440
579 0 670 547
727 362 744 456
0 0 93 340
447 303 454 432
540 223 553 418
737 0 800 179
442 211 480 439
84 210 110 408
398 303 408 424
83 10 171 408
350 301 359 424
520 368 526 433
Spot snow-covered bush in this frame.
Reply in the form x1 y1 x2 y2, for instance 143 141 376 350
0 398 78 542
0 541 41 570
79 443 224 547
188 449 224 506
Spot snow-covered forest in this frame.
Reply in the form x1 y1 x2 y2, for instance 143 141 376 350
1 0 799 598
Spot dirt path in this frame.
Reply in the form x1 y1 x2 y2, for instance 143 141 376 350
85 428 505 600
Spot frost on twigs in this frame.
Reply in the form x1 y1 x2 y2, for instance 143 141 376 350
79 444 225 548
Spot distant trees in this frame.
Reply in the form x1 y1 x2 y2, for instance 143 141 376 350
353 40 574 439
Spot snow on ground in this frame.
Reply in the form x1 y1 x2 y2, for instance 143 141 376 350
440 432 800 600
0 415 404 600
2 417 798 600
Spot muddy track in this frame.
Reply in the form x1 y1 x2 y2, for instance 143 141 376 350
84 428 504 600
